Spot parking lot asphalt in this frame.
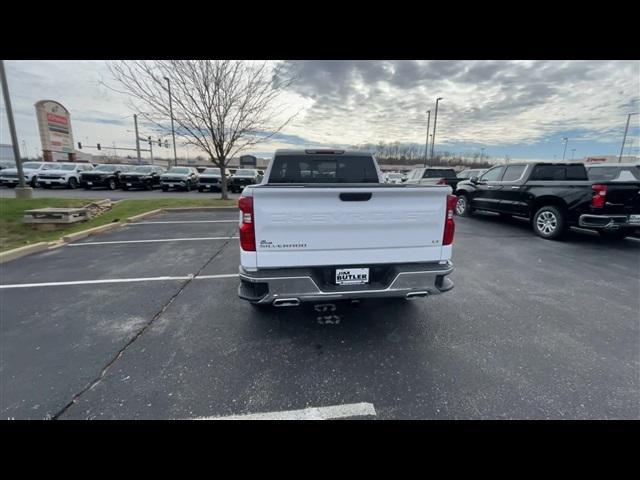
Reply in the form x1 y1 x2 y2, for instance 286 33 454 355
0 186 240 201
1 208 638 419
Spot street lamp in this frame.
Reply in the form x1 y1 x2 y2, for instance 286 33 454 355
163 77 178 167
619 112 639 163
480 147 485 163
423 110 431 167
561 137 569 161
571 148 576 160
430 97 443 164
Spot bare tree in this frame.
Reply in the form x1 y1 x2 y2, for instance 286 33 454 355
106 60 295 199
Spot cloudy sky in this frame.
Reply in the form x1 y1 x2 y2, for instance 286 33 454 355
1 60 639 161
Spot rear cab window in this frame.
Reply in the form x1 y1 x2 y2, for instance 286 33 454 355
423 169 457 179
530 164 588 181
269 155 379 183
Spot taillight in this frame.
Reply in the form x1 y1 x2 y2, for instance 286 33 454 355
238 196 255 251
437 178 447 185
591 184 607 209
443 194 457 246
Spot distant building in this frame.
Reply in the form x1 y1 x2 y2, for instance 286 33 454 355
584 155 639 164
0 144 15 161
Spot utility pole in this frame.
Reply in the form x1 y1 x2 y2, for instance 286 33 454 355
164 77 178 167
430 97 443 163
618 113 638 163
133 114 141 164
148 136 154 162
561 137 569 161
423 110 431 167
571 148 576 160
0 60 31 198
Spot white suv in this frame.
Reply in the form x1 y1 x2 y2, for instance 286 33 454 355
0 162 53 188
36 163 94 189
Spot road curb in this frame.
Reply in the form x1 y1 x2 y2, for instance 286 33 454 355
126 209 163 223
62 222 122 242
162 206 237 212
0 242 50 264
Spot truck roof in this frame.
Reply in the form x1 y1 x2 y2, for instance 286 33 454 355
274 149 372 157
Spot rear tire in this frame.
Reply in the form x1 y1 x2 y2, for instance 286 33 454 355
532 205 566 240
455 194 472 216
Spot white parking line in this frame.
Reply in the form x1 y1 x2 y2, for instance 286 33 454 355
193 402 377 420
68 237 238 246
0 273 239 289
131 220 237 225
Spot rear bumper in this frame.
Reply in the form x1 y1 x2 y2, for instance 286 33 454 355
238 261 454 305
579 214 640 230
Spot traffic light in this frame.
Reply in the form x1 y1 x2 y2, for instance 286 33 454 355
164 140 169 148
97 143 101 150
78 142 82 149
158 138 162 147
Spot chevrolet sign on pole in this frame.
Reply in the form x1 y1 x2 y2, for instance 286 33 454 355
35 100 75 162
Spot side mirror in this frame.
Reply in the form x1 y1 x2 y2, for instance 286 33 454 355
470 176 479 184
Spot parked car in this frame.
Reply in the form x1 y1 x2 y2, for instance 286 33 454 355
586 163 640 182
457 168 488 180
160 166 199 191
119 165 165 190
198 167 223 192
236 149 456 307
405 167 462 190
80 164 133 190
229 169 263 193
36 163 94 189
0 161 54 188
0 160 16 171
384 172 404 184
454 162 640 240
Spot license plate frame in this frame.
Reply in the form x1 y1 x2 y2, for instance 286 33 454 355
629 214 640 224
335 267 370 286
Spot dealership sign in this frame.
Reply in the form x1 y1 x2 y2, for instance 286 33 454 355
35 100 75 153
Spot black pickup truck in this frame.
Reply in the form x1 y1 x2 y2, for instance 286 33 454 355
454 162 640 240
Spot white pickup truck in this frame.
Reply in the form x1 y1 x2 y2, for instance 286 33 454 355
237 149 457 307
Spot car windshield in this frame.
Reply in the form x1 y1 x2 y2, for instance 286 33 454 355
203 168 221 175
92 165 117 172
235 169 255 176
167 167 190 174
132 166 153 174
22 162 42 169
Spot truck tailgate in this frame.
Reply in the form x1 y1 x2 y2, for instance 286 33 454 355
252 186 449 268
602 182 640 214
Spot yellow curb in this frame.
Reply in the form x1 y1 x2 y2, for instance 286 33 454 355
62 222 122 242
126 209 163 223
0 242 50 264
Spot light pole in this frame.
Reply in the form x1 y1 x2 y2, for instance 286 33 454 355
0 60 31 198
430 97 443 163
423 110 431 167
133 114 142 164
561 137 569 161
618 112 639 163
480 147 485 163
571 148 576 160
164 77 178 167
